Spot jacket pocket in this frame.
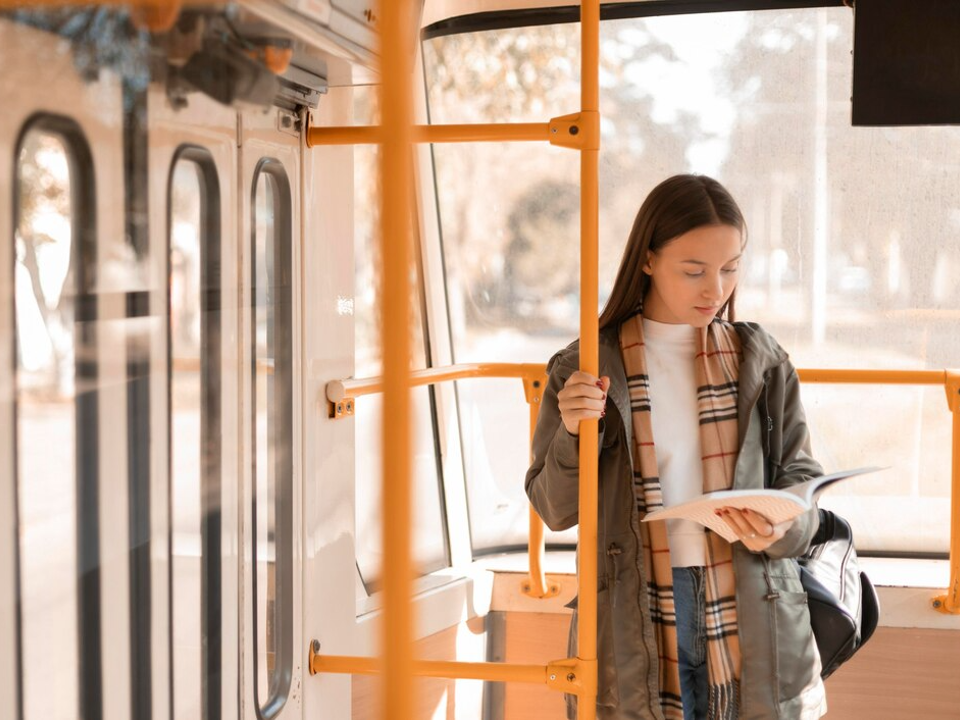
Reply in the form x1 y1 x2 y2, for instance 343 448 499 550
565 587 619 716
770 589 820 702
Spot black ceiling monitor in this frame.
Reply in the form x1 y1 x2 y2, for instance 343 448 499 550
853 0 960 126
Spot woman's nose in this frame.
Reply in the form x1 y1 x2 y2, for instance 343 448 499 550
703 274 723 300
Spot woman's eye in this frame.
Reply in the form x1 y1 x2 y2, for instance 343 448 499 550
721 266 739 274
684 272 704 278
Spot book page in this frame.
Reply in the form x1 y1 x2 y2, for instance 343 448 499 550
642 467 884 543
785 465 885 505
642 492 807 543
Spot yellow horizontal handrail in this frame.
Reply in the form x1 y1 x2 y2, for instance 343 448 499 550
327 361 554 598
307 123 551 147
793 368 959 614
306 114 595 150
330 365 947 401
311 653 546 684
326 362 546 402
797 368 945 384
329 362 960 615
306 642 590 695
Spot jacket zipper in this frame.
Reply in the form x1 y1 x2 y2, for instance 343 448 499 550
760 370 775 487
761 554 782 708
607 543 622 607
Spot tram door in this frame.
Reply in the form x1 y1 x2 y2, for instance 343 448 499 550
239 107 304 720
0 17 130 720
147 88 241 720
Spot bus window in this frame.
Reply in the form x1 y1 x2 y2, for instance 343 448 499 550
252 161 293 717
424 7 959 557
169 150 222 720
423 26 581 554
15 123 96 720
353 86 449 594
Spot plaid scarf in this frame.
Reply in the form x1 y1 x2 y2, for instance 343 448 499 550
620 313 743 720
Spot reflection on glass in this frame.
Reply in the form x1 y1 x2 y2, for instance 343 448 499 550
353 87 449 591
16 130 79 720
424 8 960 554
170 157 221 720
253 165 292 714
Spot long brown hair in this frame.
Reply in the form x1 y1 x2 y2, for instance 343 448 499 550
599 174 746 330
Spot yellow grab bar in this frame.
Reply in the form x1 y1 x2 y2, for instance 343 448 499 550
308 643 590 695
796 368 944 384
576 2 602 718
379 2 416 719
327 362 555 598
328 363 960 617
306 116 601 149
310 651 545 684
802 368 957 614
326 363 547 402
938 371 960 614
307 123 551 147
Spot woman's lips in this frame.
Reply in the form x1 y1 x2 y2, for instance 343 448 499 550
695 306 719 315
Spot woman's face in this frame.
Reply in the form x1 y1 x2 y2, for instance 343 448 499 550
642 223 742 327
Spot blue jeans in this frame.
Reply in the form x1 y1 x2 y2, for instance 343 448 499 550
672 566 708 720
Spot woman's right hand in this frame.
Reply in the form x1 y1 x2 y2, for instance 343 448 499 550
557 371 610 436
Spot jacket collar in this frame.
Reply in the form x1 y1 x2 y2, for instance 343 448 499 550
598 326 633 453
595 320 789 454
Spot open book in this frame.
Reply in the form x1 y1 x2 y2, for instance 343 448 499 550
641 467 883 543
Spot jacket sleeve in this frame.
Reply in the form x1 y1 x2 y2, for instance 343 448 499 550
764 358 823 559
524 350 584 532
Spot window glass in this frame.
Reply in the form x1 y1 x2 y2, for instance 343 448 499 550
252 163 293 715
424 8 959 555
424 27 582 552
169 154 221 719
353 86 449 591
15 128 80 720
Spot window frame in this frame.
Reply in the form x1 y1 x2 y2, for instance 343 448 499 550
420 0 848 40
348 107 453 597
12 113 101 720
249 158 294 720
165 145 224 720
420 1 957 561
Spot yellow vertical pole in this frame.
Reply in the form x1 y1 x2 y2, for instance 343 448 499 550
379 1 415 719
578 1 601 719
936 372 960 614
949 402 960 612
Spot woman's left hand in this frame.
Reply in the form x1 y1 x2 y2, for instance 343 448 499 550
718 507 792 552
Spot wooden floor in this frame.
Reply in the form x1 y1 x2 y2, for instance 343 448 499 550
823 627 960 719
503 612 568 720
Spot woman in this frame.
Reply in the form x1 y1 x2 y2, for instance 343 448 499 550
525 175 825 720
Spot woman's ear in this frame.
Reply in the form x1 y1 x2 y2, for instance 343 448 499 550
642 251 654 276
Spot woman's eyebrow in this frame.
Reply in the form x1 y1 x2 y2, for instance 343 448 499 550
680 254 742 266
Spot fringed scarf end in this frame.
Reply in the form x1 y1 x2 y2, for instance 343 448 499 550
708 679 741 720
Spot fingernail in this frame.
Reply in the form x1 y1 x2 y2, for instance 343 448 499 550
742 508 751 514
601 410 606 418
714 510 722 517
596 381 604 388
601 393 607 400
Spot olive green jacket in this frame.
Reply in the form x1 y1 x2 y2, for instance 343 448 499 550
525 322 827 720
